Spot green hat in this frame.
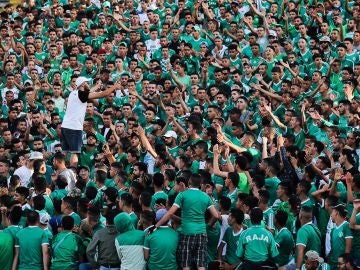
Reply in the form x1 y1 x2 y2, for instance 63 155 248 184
114 212 134 233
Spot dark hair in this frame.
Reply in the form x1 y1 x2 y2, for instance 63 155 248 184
189 173 202 188
228 172 240 187
62 215 75 230
250 207 263 225
27 210 40 225
153 173 165 188
140 192 152 207
219 196 231 211
230 208 245 224
32 195 46 211
275 210 288 227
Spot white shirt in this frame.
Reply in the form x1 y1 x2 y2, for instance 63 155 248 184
62 90 87 130
14 166 33 187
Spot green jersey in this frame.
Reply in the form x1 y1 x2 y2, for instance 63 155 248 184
351 213 360 258
263 208 275 231
174 188 213 235
295 222 322 263
51 231 85 270
3 225 22 242
329 221 352 268
144 226 179 270
15 226 49 270
207 222 221 261
0 232 13 270
222 227 243 265
227 188 239 209
274 227 295 267
236 225 279 262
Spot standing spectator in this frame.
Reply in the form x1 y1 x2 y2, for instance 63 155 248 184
217 208 244 270
143 211 179 270
328 205 353 269
274 210 295 270
154 173 220 270
51 216 85 270
13 211 50 270
60 77 120 166
87 209 121 270
236 207 279 269
114 212 146 270
0 231 13 270
295 206 322 270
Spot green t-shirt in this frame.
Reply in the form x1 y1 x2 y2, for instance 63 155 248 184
51 231 84 270
236 225 279 262
174 188 213 235
222 227 243 265
3 225 22 242
207 222 221 262
263 208 275 231
351 213 360 258
295 223 321 263
274 227 294 266
144 226 179 270
238 172 250 194
15 226 49 270
0 232 13 270
329 221 352 267
227 188 239 209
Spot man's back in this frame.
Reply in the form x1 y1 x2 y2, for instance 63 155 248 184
174 188 212 235
144 226 179 270
296 223 322 256
15 226 49 270
115 229 145 270
0 232 13 270
86 225 120 267
51 231 84 270
237 225 279 263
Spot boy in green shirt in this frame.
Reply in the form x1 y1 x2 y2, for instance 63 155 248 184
13 211 49 270
274 210 295 268
236 208 279 267
217 208 244 269
51 216 84 270
152 174 220 269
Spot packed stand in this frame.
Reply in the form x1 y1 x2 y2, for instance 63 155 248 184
0 0 359 269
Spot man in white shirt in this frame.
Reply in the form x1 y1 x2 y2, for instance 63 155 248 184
14 151 43 187
61 77 120 166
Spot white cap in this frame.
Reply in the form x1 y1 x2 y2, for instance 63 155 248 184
39 212 50 225
305 250 324 263
75 77 91 88
163 130 177 139
29 151 43 160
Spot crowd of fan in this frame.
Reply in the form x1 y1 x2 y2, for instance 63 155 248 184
0 0 359 269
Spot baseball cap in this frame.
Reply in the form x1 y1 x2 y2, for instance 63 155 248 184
319 36 331 43
103 1 111 7
29 151 43 160
305 250 324 263
163 130 178 139
39 212 50 225
102 187 118 202
156 208 167 222
75 76 91 88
